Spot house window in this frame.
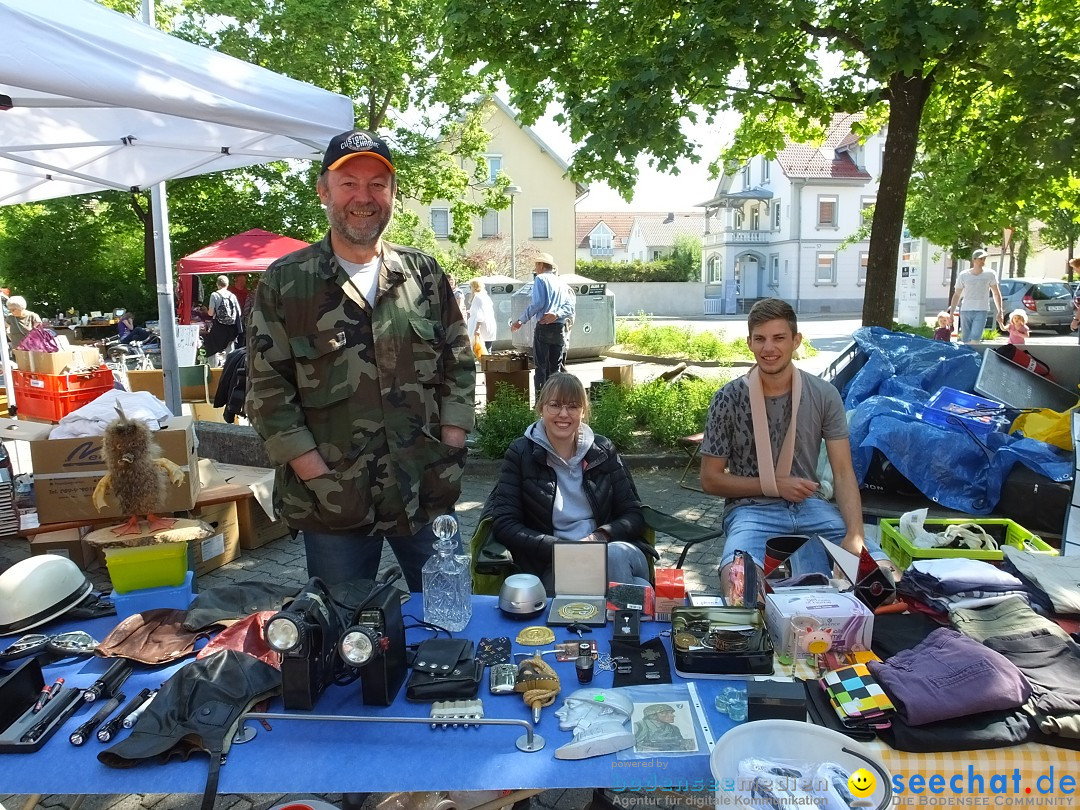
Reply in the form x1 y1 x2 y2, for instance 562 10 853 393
481 209 499 238
431 208 450 238
652 250 662 261
816 252 836 284
734 210 744 230
741 164 751 188
750 207 760 230
773 200 781 229
485 155 502 184
861 197 875 226
531 209 550 239
762 160 770 183
817 196 838 228
858 252 869 285
769 254 780 287
707 255 721 283
590 228 614 256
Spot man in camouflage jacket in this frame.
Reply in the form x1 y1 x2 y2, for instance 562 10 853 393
246 129 475 591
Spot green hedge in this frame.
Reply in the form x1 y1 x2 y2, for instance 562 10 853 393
576 259 694 283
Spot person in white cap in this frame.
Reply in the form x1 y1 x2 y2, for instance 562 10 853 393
949 249 1004 344
511 252 575 393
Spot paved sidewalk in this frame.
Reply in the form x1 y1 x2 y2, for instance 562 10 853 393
0 465 724 810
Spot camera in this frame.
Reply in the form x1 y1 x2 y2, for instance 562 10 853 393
264 578 343 711
337 581 407 706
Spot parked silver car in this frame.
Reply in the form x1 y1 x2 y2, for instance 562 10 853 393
997 278 1075 332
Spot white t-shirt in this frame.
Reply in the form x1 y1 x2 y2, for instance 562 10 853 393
337 255 380 306
956 269 999 313
467 290 496 342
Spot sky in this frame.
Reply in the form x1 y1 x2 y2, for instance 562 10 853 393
525 104 735 213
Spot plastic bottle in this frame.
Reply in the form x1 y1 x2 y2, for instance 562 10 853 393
421 514 472 632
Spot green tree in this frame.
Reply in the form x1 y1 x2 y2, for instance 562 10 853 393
670 233 703 282
443 0 1079 326
177 0 509 248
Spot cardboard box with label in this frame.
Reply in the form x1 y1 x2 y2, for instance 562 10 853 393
198 460 289 549
27 525 97 570
653 568 686 622
0 415 200 525
190 500 240 575
13 346 101 375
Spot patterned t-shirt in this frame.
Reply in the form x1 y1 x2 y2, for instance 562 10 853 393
700 368 848 513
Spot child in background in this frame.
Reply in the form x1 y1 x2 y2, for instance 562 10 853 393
1006 309 1030 345
933 311 953 342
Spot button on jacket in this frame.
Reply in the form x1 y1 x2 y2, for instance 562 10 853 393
247 234 475 535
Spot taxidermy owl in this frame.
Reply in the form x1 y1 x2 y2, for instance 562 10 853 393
92 405 185 536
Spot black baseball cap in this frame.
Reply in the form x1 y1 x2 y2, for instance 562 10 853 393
320 129 395 174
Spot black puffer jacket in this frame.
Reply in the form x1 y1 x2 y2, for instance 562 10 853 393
488 433 646 586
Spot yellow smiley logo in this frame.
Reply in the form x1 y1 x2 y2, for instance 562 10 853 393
848 768 876 798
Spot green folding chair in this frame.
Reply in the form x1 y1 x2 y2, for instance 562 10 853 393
641 505 725 569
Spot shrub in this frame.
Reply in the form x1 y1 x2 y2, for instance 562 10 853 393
473 382 535 458
588 383 637 452
893 321 934 339
626 376 726 448
617 314 817 360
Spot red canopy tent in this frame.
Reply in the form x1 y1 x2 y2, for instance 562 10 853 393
176 228 309 323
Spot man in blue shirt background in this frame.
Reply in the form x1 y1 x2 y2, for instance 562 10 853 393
512 252 576 394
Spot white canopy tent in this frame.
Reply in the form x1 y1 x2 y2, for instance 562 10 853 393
0 0 354 411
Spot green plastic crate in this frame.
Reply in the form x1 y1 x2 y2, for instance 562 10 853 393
878 518 1056 570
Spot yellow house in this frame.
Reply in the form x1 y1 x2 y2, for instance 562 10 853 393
405 96 587 277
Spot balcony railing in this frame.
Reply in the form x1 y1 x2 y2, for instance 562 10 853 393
590 246 615 256
702 229 772 247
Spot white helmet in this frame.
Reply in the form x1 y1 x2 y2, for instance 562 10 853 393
0 555 93 636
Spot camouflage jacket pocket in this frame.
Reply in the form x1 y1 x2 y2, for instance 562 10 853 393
417 432 467 515
408 317 442 385
288 328 351 409
297 469 376 531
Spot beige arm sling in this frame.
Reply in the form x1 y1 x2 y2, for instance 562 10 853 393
746 366 802 498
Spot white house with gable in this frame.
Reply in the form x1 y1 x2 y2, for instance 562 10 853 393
697 114 954 317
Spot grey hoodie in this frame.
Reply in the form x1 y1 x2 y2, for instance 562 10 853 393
525 419 597 540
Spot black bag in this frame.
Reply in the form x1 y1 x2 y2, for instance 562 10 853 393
214 292 238 325
405 639 483 702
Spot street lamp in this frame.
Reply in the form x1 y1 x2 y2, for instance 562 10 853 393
506 184 522 279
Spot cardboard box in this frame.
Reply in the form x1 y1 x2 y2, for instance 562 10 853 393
485 370 531 403
198 460 288 549
602 362 635 388
764 590 873 661
13 348 102 375
480 353 533 373
126 368 223 403
654 568 685 622
2 415 200 525
28 526 96 569
190 500 240 575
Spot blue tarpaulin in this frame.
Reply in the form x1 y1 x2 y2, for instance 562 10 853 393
843 329 1072 514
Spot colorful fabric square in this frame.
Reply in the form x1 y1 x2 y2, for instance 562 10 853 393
822 663 895 718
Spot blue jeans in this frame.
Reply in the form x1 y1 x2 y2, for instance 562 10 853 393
720 498 885 576
959 310 988 343
302 520 462 593
607 541 652 588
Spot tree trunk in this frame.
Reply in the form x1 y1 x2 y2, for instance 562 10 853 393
862 73 934 327
128 192 155 287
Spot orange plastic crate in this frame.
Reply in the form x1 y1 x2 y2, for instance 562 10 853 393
13 366 113 394
13 385 112 422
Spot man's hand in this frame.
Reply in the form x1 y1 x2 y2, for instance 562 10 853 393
538 312 558 325
510 320 522 332
775 476 819 503
441 426 467 448
290 449 331 482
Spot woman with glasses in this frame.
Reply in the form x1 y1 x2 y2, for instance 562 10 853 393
488 372 653 594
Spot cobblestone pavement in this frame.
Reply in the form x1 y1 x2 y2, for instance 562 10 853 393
0 464 723 810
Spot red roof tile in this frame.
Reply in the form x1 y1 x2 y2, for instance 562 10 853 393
775 113 872 181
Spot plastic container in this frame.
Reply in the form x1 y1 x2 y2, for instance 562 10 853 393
13 367 112 394
112 570 194 619
711 719 891 809
879 517 1056 569
13 386 112 423
103 542 189 594
918 386 1008 437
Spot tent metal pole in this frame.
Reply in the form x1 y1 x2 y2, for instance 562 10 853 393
151 182 181 415
0 294 14 417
